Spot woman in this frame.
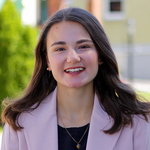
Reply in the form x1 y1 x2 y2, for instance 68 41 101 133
1 7 150 150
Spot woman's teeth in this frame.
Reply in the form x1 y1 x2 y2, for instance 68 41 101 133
65 68 84 73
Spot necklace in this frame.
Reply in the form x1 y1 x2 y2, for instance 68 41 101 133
58 113 90 149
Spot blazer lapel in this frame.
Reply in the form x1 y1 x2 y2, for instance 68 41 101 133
23 88 58 150
86 94 122 150
42 88 58 150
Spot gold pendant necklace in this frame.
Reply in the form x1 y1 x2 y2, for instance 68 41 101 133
58 113 90 149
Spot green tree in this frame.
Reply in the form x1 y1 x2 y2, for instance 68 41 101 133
0 0 38 111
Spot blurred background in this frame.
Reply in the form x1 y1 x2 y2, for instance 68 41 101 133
0 0 150 141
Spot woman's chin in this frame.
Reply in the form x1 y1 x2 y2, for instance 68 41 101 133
66 83 84 88
64 80 93 89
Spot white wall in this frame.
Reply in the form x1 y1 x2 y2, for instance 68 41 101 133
113 44 150 79
21 0 37 26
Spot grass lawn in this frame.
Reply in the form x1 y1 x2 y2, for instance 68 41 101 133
137 92 150 101
0 126 3 134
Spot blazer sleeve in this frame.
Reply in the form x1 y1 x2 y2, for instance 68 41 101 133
1 123 19 150
133 115 150 150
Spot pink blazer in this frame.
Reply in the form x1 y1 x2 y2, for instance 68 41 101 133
1 88 150 150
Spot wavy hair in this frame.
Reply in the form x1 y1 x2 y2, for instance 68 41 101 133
2 7 150 134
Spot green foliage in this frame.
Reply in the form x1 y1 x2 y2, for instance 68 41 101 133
0 0 38 110
0 126 3 134
137 92 150 101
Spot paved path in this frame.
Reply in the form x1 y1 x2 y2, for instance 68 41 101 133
124 78 150 92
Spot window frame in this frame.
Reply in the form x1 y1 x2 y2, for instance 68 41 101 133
102 0 126 21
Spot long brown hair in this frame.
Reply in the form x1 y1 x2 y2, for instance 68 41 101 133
2 7 150 134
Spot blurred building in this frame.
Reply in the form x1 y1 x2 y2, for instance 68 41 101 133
100 0 150 80
1 0 150 79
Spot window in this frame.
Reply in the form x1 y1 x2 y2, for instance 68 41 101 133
103 0 125 21
110 1 121 12
41 0 48 24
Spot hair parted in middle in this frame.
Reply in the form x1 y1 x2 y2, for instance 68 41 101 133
36 7 119 94
2 7 150 134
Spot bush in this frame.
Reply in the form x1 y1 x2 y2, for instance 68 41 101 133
0 0 38 113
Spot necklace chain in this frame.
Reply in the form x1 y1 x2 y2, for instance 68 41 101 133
58 113 90 149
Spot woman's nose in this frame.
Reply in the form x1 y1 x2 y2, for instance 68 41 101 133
66 49 81 64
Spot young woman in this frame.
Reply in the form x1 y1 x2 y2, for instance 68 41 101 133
1 7 150 150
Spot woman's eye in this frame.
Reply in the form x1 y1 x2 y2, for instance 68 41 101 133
79 45 90 49
55 48 65 51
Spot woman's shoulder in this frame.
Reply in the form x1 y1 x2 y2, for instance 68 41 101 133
132 114 150 133
127 114 150 149
133 114 150 123
18 89 57 127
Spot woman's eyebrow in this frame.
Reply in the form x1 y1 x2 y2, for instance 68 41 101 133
76 39 92 44
51 41 66 47
50 39 92 47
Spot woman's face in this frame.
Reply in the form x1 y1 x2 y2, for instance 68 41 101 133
46 21 99 89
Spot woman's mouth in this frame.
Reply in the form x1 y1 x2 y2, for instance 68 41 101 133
64 67 85 73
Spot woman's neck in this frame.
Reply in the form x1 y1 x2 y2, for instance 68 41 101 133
57 84 94 127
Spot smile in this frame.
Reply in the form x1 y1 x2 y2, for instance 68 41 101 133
65 67 85 73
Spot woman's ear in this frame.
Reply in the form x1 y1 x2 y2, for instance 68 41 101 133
99 58 103 65
99 61 103 65
46 55 51 71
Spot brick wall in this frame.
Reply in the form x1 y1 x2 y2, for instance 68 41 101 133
47 0 64 16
